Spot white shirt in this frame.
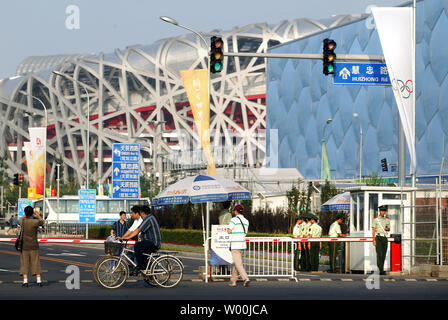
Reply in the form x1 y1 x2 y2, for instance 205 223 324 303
228 215 249 250
129 217 142 232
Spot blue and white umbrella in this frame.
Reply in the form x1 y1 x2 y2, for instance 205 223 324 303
152 174 251 205
321 191 350 212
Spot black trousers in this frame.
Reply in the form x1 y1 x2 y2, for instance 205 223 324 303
310 243 320 271
134 240 159 269
328 242 338 272
375 236 388 273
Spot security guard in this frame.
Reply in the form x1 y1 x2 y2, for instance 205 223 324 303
292 216 304 272
309 214 322 272
372 205 391 275
300 214 312 271
328 215 347 273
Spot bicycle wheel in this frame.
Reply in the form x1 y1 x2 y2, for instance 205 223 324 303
150 256 184 288
92 255 112 284
95 257 129 289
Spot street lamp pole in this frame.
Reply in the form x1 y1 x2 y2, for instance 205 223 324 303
20 92 48 220
53 71 91 189
353 113 362 182
321 118 332 181
160 16 212 282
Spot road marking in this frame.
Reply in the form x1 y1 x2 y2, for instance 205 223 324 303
0 249 93 268
405 279 417 282
341 279 353 282
47 253 86 257
426 279 438 282
320 278 332 281
299 278 311 281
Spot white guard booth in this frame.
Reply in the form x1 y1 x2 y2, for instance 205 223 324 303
347 186 415 274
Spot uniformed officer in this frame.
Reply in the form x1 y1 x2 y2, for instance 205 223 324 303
309 214 322 272
300 214 312 271
328 215 347 273
292 216 304 272
372 205 391 275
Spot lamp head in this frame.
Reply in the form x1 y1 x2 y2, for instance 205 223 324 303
160 16 179 26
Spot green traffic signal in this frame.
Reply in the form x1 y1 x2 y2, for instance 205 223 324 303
210 36 224 73
322 38 337 76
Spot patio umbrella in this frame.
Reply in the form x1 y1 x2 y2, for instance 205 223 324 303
152 174 251 205
321 191 350 212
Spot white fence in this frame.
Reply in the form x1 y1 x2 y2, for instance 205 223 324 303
210 237 297 281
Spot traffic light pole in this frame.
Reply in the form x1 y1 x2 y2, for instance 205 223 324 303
224 52 385 62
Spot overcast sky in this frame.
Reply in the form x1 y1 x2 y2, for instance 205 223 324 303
0 0 406 79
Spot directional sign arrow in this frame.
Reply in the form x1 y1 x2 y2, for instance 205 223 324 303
114 148 121 157
114 167 120 176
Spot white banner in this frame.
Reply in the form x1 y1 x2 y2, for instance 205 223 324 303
210 225 233 265
372 7 416 174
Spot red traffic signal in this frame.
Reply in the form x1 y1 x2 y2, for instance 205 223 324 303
323 38 337 75
19 174 24 184
210 36 224 73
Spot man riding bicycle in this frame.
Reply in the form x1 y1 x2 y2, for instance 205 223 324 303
117 205 161 275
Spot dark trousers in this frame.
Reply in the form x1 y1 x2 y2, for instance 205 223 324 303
300 244 311 271
310 243 320 271
328 242 338 272
375 236 388 273
134 240 159 269
294 246 301 271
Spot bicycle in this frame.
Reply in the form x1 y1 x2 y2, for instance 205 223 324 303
93 240 184 289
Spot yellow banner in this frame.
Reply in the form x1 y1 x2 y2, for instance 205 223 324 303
180 69 216 176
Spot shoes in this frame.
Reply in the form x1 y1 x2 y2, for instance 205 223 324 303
22 283 28 288
243 279 250 287
37 282 43 287
130 268 141 276
228 281 237 287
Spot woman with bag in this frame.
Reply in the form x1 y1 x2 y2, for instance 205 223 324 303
19 206 44 287
227 204 250 287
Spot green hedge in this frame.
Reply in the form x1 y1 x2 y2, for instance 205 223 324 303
87 226 332 255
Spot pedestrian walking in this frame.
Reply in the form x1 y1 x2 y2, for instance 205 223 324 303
227 204 250 287
19 206 44 287
309 215 322 272
372 205 391 275
328 215 347 273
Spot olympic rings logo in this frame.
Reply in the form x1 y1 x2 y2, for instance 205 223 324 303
391 79 413 99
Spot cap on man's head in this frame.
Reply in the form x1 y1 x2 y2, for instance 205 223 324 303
379 205 388 211
234 204 244 213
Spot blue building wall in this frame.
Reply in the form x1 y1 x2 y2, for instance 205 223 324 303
266 0 448 180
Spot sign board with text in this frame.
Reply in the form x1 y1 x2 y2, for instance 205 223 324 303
112 143 140 199
78 189 96 223
333 62 391 86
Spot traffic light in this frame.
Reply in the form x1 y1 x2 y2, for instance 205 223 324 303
210 36 224 73
323 38 337 75
19 174 24 184
381 158 388 172
13 173 19 185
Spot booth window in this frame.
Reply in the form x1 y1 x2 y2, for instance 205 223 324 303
359 194 364 231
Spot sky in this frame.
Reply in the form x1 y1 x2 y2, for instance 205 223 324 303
0 0 406 80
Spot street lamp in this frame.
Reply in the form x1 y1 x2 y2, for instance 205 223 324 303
19 91 48 220
353 113 363 182
160 16 213 282
53 70 91 189
321 118 332 181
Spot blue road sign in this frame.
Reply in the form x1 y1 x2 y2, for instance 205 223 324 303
333 62 391 86
18 198 33 219
78 189 96 223
112 143 140 199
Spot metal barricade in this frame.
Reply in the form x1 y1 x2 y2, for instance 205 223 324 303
210 237 297 281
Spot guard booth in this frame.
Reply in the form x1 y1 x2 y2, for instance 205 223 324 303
347 186 415 274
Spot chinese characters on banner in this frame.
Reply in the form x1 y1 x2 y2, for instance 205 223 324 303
180 69 216 176
26 128 47 197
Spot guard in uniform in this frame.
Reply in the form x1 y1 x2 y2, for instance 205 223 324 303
300 215 312 271
372 205 391 275
328 215 347 273
309 215 322 272
292 216 304 272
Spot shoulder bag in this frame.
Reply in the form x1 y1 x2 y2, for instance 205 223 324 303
15 219 25 252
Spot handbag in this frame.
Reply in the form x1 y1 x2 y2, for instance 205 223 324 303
15 219 25 252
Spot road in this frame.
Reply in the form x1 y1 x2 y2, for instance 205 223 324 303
1 240 448 303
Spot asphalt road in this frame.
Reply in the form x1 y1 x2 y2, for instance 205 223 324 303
1 240 448 303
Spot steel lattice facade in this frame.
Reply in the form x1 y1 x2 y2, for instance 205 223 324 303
0 15 363 184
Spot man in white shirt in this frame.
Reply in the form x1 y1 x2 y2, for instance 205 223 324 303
120 205 143 240
227 204 250 287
